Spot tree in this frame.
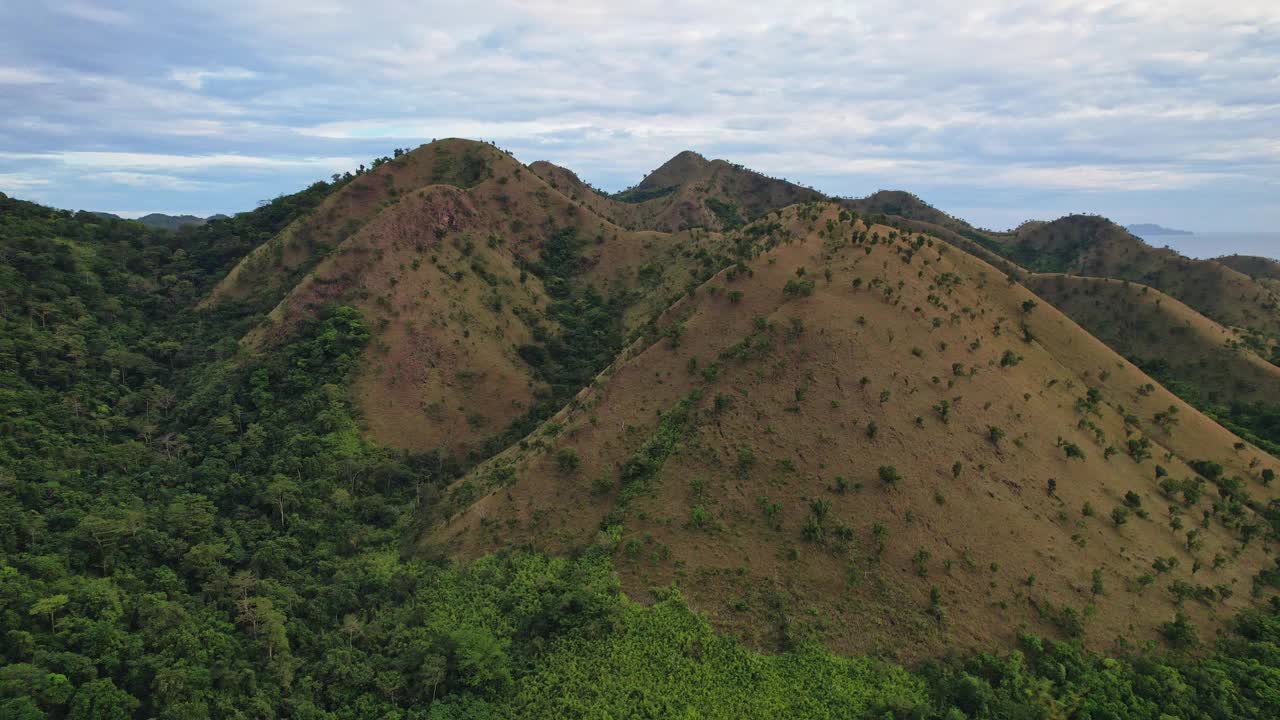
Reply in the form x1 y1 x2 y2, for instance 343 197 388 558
29 594 69 631
68 679 138 720
237 596 290 662
263 475 300 527
76 514 126 571
0 664 73 706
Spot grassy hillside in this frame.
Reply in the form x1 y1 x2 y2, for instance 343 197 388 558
12 159 1280 718
1026 274 1280 454
217 140 746 462
203 139 506 309
532 150 825 234
424 202 1280 660
1216 254 1280 281
992 216 1280 340
1217 254 1280 297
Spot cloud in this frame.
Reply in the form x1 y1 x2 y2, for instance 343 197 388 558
0 0 1277 229
87 171 210 191
994 165 1225 192
0 173 51 190
169 67 260 90
0 150 358 173
56 1 133 26
0 67 53 84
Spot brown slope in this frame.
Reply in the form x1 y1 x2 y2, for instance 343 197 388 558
526 160 632 226
1216 255 1280 295
203 138 509 308
999 216 1280 339
627 156 825 232
1215 254 1280 281
422 202 1280 661
840 191 1024 278
236 139 738 458
633 149 715 191
537 150 825 234
1025 274 1280 407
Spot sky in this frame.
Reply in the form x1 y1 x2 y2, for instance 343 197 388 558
0 1 1278 233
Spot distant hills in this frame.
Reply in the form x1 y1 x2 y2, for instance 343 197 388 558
91 211 229 230
1127 223 1192 236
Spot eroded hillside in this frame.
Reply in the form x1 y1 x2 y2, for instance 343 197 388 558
210 140 753 459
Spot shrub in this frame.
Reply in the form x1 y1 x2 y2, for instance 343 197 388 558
1189 460 1223 481
1000 350 1023 367
1160 612 1199 648
1153 406 1180 432
1111 507 1130 527
688 505 712 530
1061 440 1086 460
879 465 902 486
555 448 581 475
782 278 815 298
1126 436 1152 462
802 515 824 543
933 400 951 423
912 547 931 577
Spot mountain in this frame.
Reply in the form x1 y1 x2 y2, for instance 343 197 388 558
843 204 1280 345
1128 223 1192 236
207 139 746 460
91 211 224 230
1216 254 1280 295
9 147 1280 719
987 215 1280 340
1025 274 1280 452
528 150 825 233
422 201 1280 659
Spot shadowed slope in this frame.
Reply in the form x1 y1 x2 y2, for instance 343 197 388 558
1025 275 1280 408
531 151 824 234
995 216 1280 339
1216 254 1280 296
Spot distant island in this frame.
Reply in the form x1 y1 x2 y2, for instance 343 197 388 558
1127 223 1192 236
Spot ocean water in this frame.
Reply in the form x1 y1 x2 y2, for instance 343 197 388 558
1135 232 1280 261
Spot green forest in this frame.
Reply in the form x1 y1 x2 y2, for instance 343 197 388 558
6 187 1280 719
